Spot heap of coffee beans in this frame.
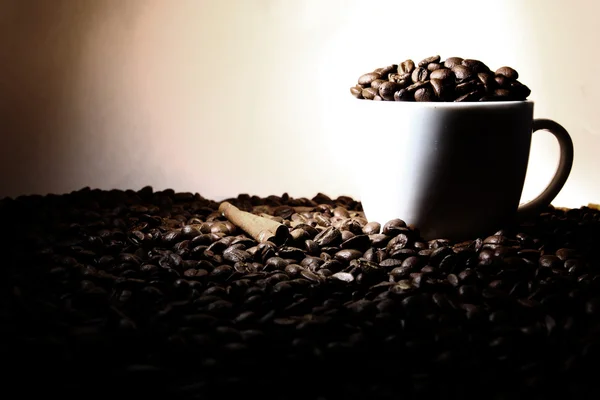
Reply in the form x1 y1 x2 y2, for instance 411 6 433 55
2 188 600 400
350 55 531 102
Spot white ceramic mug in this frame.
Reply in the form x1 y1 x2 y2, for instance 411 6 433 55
353 100 574 240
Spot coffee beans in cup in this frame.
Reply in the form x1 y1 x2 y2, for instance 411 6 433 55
350 55 531 102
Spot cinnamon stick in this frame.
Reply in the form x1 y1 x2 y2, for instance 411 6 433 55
218 202 290 244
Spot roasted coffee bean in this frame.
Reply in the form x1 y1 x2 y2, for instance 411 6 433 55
362 221 381 235
399 59 415 74
411 67 429 83
340 230 354 242
380 258 403 269
340 234 371 252
414 87 434 102
452 65 474 81
379 81 402 101
493 88 512 98
455 91 481 102
495 74 509 87
418 55 441 67
510 81 531 99
386 233 410 252
223 247 251 263
430 78 446 100
462 59 489 73
394 88 412 101
300 269 321 282
314 227 342 247
335 249 363 263
362 87 378 100
444 57 464 68
455 80 478 96
427 62 443 72
350 86 363 98
429 68 454 82
382 219 407 234
540 255 562 269
388 73 409 85
496 66 519 80
358 72 381 86
370 79 385 90
330 272 354 283
378 65 396 79
478 72 495 87
401 256 423 270
368 234 390 248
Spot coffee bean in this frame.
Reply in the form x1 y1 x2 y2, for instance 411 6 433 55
495 75 509 87
539 255 562 269
444 57 464 68
361 87 378 100
330 272 354 283
452 65 474 81
394 89 412 101
380 258 403 269
430 79 446 100
454 91 481 102
429 68 454 82
358 72 381 86
378 81 402 101
418 55 441 67
362 222 381 235
335 249 363 263
462 59 490 73
493 88 512 99
340 230 354 242
370 79 385 90
314 227 342 247
455 80 478 96
223 247 251 263
382 219 406 234
401 256 423 270
496 66 518 80
388 73 409 85
477 72 496 88
340 234 371 252
378 65 396 79
399 59 415 74
300 269 321 282
210 265 234 281
386 233 410 253
510 81 531 99
411 67 429 83
305 239 319 255
427 62 443 72
414 87 434 102
278 246 305 261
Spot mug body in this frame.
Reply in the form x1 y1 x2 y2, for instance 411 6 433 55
354 100 535 240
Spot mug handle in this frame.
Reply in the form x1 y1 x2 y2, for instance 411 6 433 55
517 119 574 217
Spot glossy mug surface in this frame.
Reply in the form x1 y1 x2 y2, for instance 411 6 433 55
353 100 574 240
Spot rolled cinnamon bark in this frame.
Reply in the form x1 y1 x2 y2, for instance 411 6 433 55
219 202 290 244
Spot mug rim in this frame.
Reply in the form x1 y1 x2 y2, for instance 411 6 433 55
351 99 534 108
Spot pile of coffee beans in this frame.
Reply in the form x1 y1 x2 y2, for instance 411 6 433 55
2 187 600 400
350 55 531 102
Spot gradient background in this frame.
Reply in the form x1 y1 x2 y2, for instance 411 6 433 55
1 0 598 208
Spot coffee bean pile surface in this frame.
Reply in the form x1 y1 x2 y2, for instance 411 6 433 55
350 55 531 102
2 187 600 400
